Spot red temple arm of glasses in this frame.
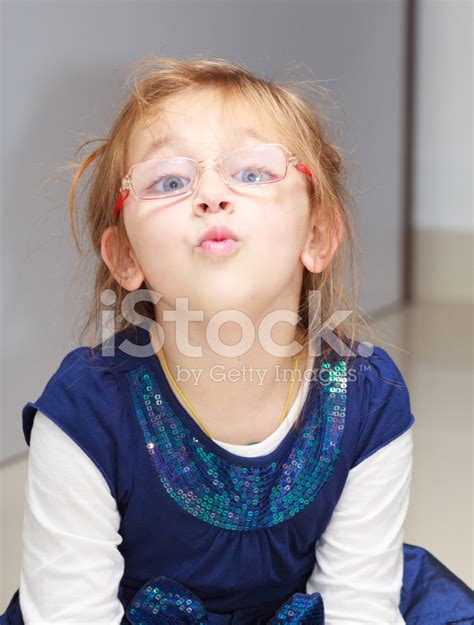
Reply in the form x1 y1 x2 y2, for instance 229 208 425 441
295 162 313 177
114 162 313 221
114 189 130 221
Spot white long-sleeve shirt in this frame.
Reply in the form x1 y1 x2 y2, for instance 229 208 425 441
19 352 413 624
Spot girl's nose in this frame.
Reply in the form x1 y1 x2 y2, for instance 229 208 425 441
192 166 234 214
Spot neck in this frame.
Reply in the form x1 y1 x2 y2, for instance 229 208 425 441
148 315 308 410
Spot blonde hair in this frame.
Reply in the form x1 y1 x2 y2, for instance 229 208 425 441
59 55 378 368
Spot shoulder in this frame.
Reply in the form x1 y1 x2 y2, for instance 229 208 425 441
23 345 122 442
22 345 130 503
345 344 415 468
348 343 411 397
56 343 119 386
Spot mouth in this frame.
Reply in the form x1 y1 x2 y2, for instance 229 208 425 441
198 238 240 255
198 225 239 247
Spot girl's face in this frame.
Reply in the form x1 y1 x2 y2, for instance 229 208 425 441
111 90 318 325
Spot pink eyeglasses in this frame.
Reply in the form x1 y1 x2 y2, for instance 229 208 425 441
114 143 314 221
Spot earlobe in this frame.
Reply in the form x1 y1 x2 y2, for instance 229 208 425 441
100 226 145 291
300 210 343 274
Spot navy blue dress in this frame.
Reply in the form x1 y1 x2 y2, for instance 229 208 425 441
1 323 473 624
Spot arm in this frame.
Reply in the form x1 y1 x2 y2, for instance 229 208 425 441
306 427 414 624
20 411 125 624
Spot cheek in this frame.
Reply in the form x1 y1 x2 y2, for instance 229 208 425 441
257 183 310 250
126 208 187 284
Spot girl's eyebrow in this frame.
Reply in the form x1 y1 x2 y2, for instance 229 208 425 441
141 127 271 161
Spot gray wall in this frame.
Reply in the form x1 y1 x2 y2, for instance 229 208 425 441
1 0 408 463
414 0 472 232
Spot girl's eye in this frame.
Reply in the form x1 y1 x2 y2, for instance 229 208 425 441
232 166 279 184
147 174 191 194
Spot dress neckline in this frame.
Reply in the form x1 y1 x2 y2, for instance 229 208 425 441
131 323 321 467
212 349 315 456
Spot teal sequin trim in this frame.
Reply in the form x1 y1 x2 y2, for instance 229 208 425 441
127 359 347 530
267 591 325 624
126 576 325 624
126 577 207 624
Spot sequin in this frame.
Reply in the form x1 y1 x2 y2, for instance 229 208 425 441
126 358 347 531
126 576 325 625
267 591 324 624
126 576 207 625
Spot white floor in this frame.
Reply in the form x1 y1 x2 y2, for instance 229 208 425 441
1 299 473 611
364 299 473 590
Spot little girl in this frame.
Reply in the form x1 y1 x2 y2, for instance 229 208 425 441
2 57 473 625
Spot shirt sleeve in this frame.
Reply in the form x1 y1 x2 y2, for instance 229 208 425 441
305 426 414 624
19 411 125 624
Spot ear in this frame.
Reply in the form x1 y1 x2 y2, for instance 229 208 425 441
101 226 145 291
300 208 343 273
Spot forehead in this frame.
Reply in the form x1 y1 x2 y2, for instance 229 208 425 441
126 90 281 167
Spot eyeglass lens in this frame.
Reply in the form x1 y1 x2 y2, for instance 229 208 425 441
131 144 287 199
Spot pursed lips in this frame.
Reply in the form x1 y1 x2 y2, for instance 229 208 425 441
198 225 239 246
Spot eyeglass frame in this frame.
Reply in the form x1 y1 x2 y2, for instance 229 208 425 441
114 142 314 221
